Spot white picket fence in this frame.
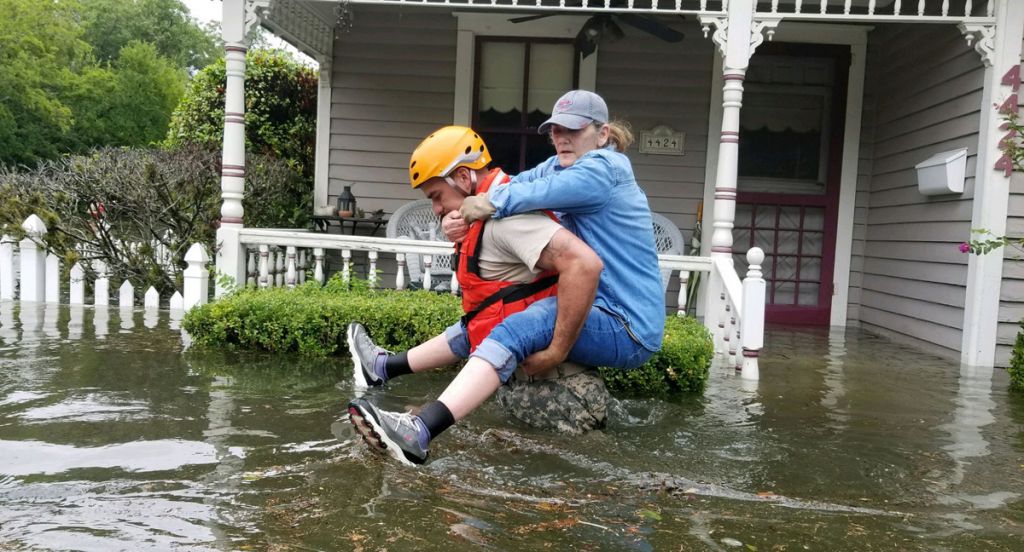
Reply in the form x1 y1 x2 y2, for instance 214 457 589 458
0 215 207 311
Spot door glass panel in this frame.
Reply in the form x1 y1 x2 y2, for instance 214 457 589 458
775 255 798 282
777 230 800 255
779 206 801 230
804 206 825 231
775 281 795 305
798 283 819 306
803 231 823 256
800 257 821 281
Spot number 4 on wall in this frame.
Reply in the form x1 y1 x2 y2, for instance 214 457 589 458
993 65 1021 176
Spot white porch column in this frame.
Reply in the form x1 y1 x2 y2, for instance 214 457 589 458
215 0 257 297
314 60 332 212
959 0 1024 366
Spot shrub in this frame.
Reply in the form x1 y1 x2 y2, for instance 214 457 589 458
182 277 463 357
0 146 308 298
184 282 714 396
600 315 713 395
1010 322 1024 391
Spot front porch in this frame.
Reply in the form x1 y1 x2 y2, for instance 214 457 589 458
214 0 1023 367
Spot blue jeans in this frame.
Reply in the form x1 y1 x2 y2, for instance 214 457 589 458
444 296 654 383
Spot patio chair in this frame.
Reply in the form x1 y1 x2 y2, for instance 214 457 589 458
385 199 454 290
650 212 685 292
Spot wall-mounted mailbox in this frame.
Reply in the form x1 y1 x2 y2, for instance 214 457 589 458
915 148 967 196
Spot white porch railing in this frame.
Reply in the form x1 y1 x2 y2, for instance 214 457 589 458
0 214 767 378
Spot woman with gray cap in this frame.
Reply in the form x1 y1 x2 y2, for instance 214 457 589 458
458 89 665 374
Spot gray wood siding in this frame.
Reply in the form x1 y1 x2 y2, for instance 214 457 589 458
852 23 982 358
328 6 457 216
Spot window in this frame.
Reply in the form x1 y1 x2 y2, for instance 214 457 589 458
474 38 578 174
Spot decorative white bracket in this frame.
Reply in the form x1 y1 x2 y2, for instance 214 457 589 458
959 22 996 68
700 15 782 60
245 0 273 37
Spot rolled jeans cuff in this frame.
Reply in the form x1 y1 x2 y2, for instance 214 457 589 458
470 338 518 383
444 321 471 359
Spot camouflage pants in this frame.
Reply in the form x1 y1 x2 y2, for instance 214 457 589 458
495 368 608 435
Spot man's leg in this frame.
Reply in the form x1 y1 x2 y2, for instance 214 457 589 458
349 321 469 389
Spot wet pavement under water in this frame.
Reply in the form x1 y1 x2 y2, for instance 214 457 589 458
0 302 1022 551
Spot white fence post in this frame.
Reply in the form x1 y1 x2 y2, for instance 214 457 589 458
119 280 135 309
740 247 766 380
19 215 47 302
0 234 14 300
144 286 160 309
169 291 184 311
69 262 85 305
93 260 109 306
183 243 210 310
45 253 60 303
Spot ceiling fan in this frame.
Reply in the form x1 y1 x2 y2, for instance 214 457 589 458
510 10 684 58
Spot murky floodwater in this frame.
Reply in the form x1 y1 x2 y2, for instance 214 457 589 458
0 302 1022 551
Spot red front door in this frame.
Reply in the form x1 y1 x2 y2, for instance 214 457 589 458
732 43 849 325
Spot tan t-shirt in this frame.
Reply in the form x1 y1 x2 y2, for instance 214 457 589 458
476 212 562 282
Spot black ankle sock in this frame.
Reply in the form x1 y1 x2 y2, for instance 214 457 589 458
383 351 412 380
417 400 455 439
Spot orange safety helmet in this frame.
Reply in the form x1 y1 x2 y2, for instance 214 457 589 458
409 126 492 189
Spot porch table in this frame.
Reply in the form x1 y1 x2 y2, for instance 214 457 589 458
311 215 387 236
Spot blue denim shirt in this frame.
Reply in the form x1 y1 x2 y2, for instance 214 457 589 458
488 147 666 352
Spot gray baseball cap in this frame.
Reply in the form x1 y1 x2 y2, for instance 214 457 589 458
538 90 609 134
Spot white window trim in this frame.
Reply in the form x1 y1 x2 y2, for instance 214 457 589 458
453 12 598 126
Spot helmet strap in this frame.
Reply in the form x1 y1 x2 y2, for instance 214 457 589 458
445 168 478 196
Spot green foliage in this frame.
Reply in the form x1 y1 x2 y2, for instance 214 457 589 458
600 315 713 396
0 145 306 297
0 0 218 167
165 49 318 179
1010 323 1024 391
78 0 221 70
66 42 188 150
0 0 89 165
185 283 714 396
182 277 463 357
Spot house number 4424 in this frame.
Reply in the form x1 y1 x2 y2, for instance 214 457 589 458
995 64 1021 177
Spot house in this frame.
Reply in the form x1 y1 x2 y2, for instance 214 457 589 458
213 0 1024 368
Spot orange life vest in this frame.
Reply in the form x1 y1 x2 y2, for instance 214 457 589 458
457 168 559 351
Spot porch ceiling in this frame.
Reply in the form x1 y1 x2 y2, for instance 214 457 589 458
263 0 996 60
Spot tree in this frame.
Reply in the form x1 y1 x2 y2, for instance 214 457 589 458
66 42 188 150
0 0 91 166
166 49 318 180
79 0 221 71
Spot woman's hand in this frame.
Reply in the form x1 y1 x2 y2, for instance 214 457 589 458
441 210 469 243
459 193 496 223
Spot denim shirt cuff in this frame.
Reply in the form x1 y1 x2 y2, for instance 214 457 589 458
488 184 511 218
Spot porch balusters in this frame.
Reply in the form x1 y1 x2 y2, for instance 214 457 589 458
396 253 406 290
368 251 378 288
258 245 270 288
313 248 325 285
341 249 351 283
422 255 433 291
286 246 297 288
246 251 257 287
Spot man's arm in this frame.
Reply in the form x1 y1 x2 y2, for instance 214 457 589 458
521 228 603 375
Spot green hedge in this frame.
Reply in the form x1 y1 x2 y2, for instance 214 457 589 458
183 279 713 395
1009 322 1024 391
599 315 713 395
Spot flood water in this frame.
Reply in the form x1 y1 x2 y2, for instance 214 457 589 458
0 302 1022 551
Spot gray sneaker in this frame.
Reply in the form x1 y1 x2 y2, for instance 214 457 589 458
347 322 389 389
347 398 429 466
